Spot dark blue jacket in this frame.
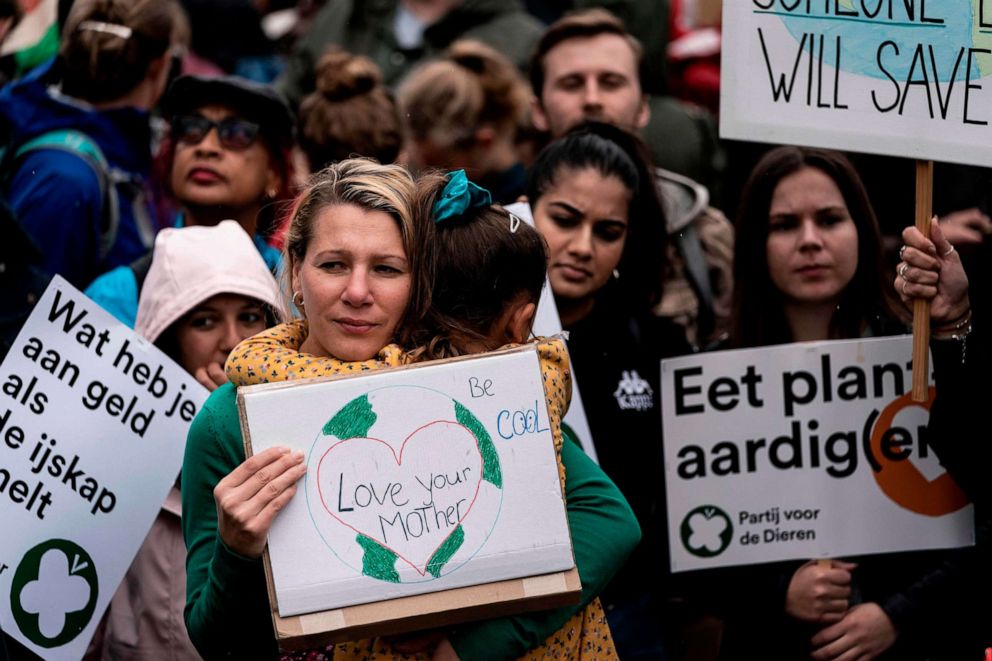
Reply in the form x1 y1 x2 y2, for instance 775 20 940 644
0 59 156 290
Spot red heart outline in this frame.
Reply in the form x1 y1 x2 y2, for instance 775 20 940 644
316 420 484 576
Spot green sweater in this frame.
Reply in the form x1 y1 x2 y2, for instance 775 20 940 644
181 382 640 660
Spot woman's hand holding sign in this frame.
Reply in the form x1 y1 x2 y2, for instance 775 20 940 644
214 446 307 558
785 559 857 623
896 221 970 325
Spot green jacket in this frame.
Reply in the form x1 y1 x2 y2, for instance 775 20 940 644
277 0 543 106
181 382 640 660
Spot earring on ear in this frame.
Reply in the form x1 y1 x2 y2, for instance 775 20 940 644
612 268 620 280
293 291 305 309
267 187 278 199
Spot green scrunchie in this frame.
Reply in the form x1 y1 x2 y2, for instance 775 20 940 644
432 170 492 224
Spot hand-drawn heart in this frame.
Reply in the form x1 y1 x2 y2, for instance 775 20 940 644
316 421 484 575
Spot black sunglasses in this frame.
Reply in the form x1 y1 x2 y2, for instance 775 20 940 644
172 115 261 151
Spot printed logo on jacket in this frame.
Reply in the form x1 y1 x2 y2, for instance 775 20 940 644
613 370 653 411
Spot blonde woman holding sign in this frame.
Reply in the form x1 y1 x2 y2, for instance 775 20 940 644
720 146 985 661
181 160 638 660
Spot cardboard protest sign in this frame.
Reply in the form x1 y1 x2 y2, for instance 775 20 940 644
661 336 973 573
505 201 598 462
0 277 208 660
721 1 992 167
237 345 576 642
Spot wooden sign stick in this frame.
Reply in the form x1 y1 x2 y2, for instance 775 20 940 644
911 160 933 403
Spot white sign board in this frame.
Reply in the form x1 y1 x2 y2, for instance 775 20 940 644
505 202 598 463
721 1 992 167
661 336 973 573
238 347 574 617
0 277 208 659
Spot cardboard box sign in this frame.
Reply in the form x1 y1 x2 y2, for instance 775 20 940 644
237 345 579 648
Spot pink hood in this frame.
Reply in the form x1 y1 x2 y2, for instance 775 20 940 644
135 220 284 343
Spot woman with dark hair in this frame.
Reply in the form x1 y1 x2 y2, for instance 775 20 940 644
0 0 185 289
161 74 296 243
719 145 983 661
732 146 902 348
527 121 690 660
85 73 297 343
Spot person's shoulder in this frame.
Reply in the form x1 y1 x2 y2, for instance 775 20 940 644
298 0 363 53
458 1 543 60
199 382 240 424
187 383 244 452
655 168 712 232
85 265 139 327
12 147 102 195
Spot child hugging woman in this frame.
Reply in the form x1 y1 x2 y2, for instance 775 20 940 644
183 161 635 660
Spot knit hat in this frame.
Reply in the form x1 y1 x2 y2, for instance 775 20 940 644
135 220 283 343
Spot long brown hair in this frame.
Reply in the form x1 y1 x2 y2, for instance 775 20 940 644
732 146 902 347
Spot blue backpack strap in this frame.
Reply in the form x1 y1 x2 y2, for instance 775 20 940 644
11 129 121 262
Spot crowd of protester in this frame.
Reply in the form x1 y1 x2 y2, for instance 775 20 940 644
0 0 989 660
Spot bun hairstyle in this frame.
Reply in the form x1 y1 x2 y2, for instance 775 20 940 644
410 170 548 361
397 40 530 149
299 49 403 171
60 0 182 104
314 49 380 99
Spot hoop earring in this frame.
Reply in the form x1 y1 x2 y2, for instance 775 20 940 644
293 291 305 309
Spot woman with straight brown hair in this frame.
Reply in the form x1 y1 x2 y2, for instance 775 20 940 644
732 145 903 348
720 145 981 661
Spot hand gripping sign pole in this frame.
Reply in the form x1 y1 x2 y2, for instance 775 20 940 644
911 161 933 404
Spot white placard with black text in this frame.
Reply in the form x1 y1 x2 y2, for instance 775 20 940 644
0 276 208 659
662 336 973 572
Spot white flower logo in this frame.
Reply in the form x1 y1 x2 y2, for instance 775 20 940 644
19 549 91 638
686 511 729 553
